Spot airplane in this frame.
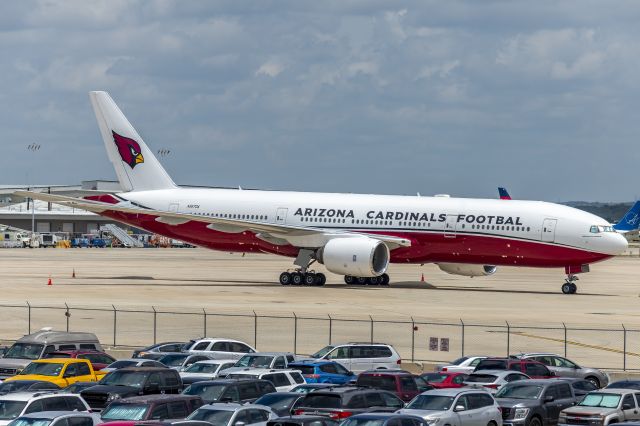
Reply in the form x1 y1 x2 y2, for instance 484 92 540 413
17 91 629 295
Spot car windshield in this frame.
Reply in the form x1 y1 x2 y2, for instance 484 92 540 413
496 384 543 399
3 344 44 360
423 374 448 383
0 382 32 394
450 357 469 365
99 371 147 388
188 409 234 424
42 353 71 359
20 363 63 377
341 419 386 426
158 354 189 367
476 360 507 371
185 363 219 373
7 418 52 426
406 395 455 411
291 365 316 375
311 346 335 359
0 401 28 420
255 393 299 407
234 355 274 368
106 361 138 369
183 383 226 402
101 403 149 421
579 393 621 408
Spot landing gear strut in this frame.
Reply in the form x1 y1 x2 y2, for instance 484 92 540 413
561 274 578 294
279 249 326 286
344 273 390 286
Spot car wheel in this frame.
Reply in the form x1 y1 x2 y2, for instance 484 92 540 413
487 421 497 426
585 376 600 388
528 416 542 426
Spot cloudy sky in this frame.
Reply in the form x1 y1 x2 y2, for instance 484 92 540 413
1 1 639 202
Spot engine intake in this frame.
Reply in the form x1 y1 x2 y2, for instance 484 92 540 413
317 238 389 277
437 263 497 277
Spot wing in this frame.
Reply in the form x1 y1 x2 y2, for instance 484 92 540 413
14 191 411 249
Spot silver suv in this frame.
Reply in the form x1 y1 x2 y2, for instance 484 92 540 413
515 353 609 388
0 392 90 426
397 388 503 426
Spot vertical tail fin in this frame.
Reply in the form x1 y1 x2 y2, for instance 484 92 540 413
613 201 640 233
89 91 176 192
498 187 512 200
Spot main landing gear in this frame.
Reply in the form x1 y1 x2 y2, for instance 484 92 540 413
279 249 326 286
561 274 578 294
344 274 390 286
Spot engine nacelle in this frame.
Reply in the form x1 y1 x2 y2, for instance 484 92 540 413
437 263 497 277
317 238 389 277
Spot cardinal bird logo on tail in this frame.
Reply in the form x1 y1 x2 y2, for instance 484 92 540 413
112 131 144 169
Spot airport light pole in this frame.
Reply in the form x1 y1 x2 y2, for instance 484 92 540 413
27 143 41 239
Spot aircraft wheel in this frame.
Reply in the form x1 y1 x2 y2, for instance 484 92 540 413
304 273 316 286
292 273 303 285
344 275 355 285
569 283 577 294
368 276 380 285
380 273 390 286
315 273 326 286
561 283 573 294
279 272 292 285
356 277 368 285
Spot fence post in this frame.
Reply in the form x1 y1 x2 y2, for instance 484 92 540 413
253 311 258 348
64 303 70 332
623 324 627 371
563 322 567 357
112 305 117 347
26 301 31 335
152 306 157 345
293 312 298 354
411 316 415 362
506 321 510 356
328 314 332 345
460 319 465 357
370 316 374 344
203 308 207 337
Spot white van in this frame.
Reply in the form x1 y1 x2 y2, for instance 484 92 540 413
309 343 401 372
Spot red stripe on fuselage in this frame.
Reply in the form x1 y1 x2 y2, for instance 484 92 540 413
101 210 612 268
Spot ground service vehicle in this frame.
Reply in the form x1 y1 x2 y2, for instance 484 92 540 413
558 389 640 426
181 379 276 404
0 392 90 426
310 344 401 372
288 361 354 385
5 359 105 388
294 386 405 420
356 370 421 402
99 394 203 422
187 403 277 426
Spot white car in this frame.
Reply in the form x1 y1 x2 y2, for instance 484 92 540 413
187 403 277 426
219 352 296 377
179 359 238 384
437 356 488 374
7 411 101 426
0 392 90 426
225 369 306 391
309 343 401 372
463 370 530 394
186 338 256 360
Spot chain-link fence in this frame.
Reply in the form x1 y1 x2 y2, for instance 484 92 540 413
0 302 637 370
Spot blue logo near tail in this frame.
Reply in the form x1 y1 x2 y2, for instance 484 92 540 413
613 201 640 232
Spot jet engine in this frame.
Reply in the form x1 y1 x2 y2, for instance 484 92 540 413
437 263 497 277
316 238 389 277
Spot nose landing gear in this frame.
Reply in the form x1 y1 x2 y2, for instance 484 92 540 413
561 275 578 294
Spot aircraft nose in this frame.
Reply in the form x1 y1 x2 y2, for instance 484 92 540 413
608 232 629 255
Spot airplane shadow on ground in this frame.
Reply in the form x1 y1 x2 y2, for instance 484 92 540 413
64 276 616 297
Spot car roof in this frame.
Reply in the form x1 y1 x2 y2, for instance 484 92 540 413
111 394 201 404
116 367 175 372
192 338 249 344
200 403 269 411
598 388 640 394
468 370 521 375
228 368 299 375
0 380 52 385
419 388 488 396
16 330 99 344
290 360 335 366
360 370 413 376
0 391 75 401
46 350 106 355
269 415 337 422
503 379 565 385
242 352 294 356
187 378 269 385
18 411 93 419
349 413 425 420
192 359 238 364
31 358 86 364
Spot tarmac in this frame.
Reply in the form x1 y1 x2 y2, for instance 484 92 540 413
1 248 639 371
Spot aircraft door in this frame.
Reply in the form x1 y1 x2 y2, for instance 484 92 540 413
169 202 179 213
541 218 557 242
444 214 458 238
276 208 288 224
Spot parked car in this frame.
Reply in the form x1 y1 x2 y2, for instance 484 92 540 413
266 415 339 426
0 392 91 426
102 358 168 373
514 353 609 388
157 353 215 371
5 359 106 388
288 361 354 385
80 367 182 411
100 394 203 422
187 403 277 426
496 379 577 426
309 343 401 372
340 413 429 426
397 388 502 426
7 411 102 426
559 378 598 397
0 331 103 380
475 359 555 379
436 356 488 374
225 369 306 392
413 376 435 393
133 342 189 358
290 384 335 394
180 359 238 385
293 386 405 420
42 350 116 371
185 338 256 360
57 381 98 394
421 372 469 389
464 370 530 393
356 370 421 402
220 353 296 376
182 379 276 404
254 392 304 416
558 389 640 426
0 381 60 395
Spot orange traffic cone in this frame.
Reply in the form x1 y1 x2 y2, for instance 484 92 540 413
47 276 52 286
420 273 425 282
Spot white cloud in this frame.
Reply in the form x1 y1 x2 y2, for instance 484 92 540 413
255 60 285 77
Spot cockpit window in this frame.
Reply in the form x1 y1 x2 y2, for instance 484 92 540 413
590 226 599 233
590 225 614 233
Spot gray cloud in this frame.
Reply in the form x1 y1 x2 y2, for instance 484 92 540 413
1 0 639 201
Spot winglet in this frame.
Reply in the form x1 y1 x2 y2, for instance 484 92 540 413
498 187 512 200
613 201 640 233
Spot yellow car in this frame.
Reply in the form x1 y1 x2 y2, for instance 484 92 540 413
4 358 107 387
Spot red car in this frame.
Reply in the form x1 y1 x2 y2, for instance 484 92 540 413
421 372 468 388
43 350 116 371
